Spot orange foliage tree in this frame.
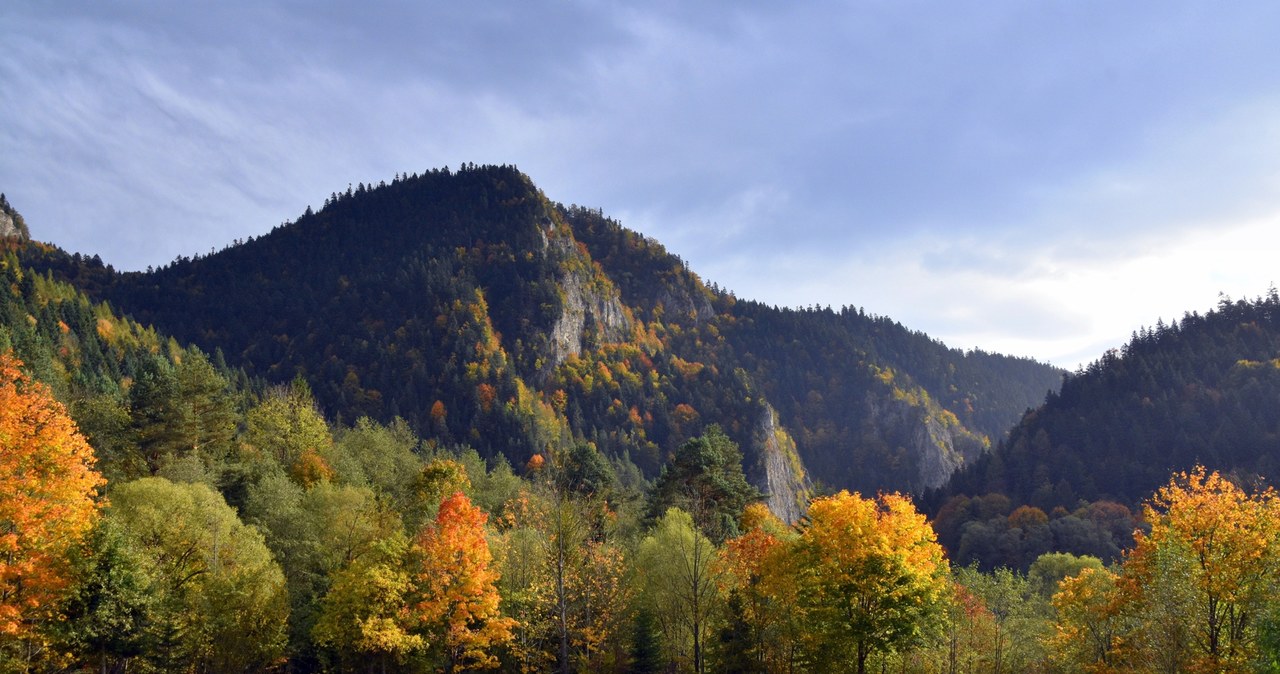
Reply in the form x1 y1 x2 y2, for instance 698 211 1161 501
0 353 105 640
718 503 804 672
414 491 515 672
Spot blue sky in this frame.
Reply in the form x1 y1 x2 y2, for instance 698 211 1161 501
3 2 1279 368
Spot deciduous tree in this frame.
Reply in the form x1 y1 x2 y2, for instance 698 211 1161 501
109 477 288 672
1122 466 1280 670
795 490 947 674
414 491 515 672
638 507 722 674
0 353 104 659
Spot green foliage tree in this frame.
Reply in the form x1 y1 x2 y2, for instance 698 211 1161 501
647 426 759 543
637 507 722 674
242 379 333 485
1027 551 1104 600
952 565 1051 674
108 477 288 672
55 518 155 672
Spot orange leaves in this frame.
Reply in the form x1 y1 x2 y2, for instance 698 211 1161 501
0 353 104 636
525 454 545 474
414 491 514 670
1142 467 1275 595
477 383 497 413
291 447 336 488
672 403 699 426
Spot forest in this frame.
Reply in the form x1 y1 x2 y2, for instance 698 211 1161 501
5 170 1280 672
6 339 1280 673
13 166 1061 500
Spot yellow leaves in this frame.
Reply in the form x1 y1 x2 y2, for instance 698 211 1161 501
797 490 948 668
669 355 704 379
1082 465 1280 670
1049 566 1122 670
1142 466 1277 601
314 532 424 663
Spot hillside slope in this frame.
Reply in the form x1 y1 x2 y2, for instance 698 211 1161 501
929 291 1280 568
17 165 1061 501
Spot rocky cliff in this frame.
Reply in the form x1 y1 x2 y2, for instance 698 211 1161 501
543 224 633 370
755 402 812 523
0 195 30 240
862 384 988 493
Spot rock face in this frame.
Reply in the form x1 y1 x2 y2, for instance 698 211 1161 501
863 390 987 494
756 402 812 523
0 195 29 240
654 282 715 325
544 227 633 368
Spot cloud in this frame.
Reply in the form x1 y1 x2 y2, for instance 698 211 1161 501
3 1 1280 367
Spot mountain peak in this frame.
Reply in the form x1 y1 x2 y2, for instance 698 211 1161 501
0 194 31 241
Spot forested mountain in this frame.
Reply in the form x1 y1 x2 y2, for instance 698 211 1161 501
13 175 1280 673
19 165 1059 505
928 291 1280 569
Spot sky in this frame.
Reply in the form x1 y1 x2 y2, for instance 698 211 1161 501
3 2 1280 369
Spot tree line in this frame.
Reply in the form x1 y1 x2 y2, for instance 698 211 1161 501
6 344 1280 672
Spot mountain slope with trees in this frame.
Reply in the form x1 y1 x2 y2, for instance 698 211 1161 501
13 176 1280 672
15 165 1061 500
929 290 1280 569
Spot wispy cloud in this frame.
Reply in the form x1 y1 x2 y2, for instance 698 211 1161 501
2 2 1279 366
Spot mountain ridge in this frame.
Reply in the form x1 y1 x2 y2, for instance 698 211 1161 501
10 165 1063 504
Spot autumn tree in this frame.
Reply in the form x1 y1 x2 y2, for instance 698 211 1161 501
795 490 948 674
414 491 515 672
716 502 803 672
313 532 424 671
1049 566 1125 672
0 352 105 664
1120 466 1280 671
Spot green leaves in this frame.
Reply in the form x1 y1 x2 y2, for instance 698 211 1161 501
108 477 288 672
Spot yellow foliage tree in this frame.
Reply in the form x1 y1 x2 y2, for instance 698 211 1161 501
1121 466 1280 671
718 503 804 672
796 490 948 674
1050 566 1124 673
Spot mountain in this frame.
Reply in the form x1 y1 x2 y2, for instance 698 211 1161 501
927 290 1280 568
14 165 1061 508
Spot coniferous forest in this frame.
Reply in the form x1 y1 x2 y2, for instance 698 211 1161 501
5 168 1280 672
